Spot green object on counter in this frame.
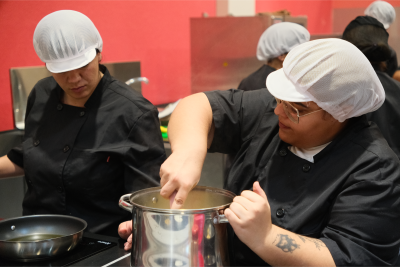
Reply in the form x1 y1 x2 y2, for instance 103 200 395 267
162 132 168 139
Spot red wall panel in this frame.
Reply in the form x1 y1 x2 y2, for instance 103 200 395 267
255 0 333 34
332 0 400 9
0 0 215 131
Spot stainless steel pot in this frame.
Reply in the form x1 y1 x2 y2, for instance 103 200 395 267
0 215 87 262
119 186 235 267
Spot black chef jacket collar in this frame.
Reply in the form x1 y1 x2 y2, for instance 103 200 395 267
313 115 368 163
282 115 369 164
56 64 112 109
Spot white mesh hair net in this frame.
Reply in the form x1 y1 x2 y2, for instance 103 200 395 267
257 22 310 62
365 1 396 29
283 38 385 122
33 10 103 73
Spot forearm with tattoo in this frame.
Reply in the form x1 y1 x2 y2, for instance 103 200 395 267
272 234 301 253
271 233 327 253
250 226 335 266
297 235 327 251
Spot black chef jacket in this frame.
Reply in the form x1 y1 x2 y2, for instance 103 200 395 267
226 65 277 178
386 46 398 77
366 71 400 160
7 65 166 235
205 89 400 266
237 65 276 91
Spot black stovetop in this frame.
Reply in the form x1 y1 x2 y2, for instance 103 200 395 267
0 236 116 267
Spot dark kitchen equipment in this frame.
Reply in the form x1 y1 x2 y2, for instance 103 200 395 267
0 235 116 267
0 215 86 262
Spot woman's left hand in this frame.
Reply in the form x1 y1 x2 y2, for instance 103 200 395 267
118 220 133 251
224 181 273 252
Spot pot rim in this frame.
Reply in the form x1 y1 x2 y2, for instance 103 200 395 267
129 186 236 214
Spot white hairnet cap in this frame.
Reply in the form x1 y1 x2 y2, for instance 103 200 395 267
365 1 396 29
33 10 103 73
266 38 385 122
257 22 310 62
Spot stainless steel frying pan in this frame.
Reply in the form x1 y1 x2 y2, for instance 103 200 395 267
0 215 86 262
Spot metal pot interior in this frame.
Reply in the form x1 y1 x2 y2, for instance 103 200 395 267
130 186 235 211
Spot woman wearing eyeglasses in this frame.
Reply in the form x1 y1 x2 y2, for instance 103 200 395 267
120 38 400 265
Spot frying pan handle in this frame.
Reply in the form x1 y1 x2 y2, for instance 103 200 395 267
119 194 133 213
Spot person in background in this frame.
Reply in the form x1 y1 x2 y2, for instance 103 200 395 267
365 0 396 29
0 10 165 236
343 16 400 159
365 0 399 78
223 22 310 182
120 38 400 265
237 22 310 91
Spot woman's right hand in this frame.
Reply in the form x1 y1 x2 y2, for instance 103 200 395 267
159 149 206 209
159 93 214 209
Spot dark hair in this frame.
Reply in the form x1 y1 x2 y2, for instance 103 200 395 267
343 16 391 69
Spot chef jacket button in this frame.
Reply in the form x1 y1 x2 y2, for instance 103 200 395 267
28 180 32 184
303 164 311 172
80 111 85 117
58 186 63 192
33 140 40 146
57 104 63 111
63 145 70 153
279 149 287 157
276 208 285 218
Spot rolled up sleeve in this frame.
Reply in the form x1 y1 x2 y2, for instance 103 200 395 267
204 89 276 154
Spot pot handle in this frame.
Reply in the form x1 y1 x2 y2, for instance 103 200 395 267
119 194 133 213
213 214 229 224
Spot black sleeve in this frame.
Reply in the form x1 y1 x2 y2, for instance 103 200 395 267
122 108 166 193
204 89 276 154
7 145 23 168
320 154 400 266
7 87 37 168
237 79 249 91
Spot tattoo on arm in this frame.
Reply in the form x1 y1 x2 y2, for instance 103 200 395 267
274 234 300 253
297 235 306 243
296 235 327 251
310 239 327 250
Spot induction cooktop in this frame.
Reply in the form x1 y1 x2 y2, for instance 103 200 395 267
0 236 116 267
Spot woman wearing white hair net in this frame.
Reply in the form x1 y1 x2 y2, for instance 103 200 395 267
119 39 400 265
238 22 310 91
0 10 165 236
365 0 398 77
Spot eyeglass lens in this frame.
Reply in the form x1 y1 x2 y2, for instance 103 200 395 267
275 98 299 124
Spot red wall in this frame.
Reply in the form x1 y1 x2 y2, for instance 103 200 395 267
332 0 400 9
0 0 215 131
256 0 333 34
2 1 393 132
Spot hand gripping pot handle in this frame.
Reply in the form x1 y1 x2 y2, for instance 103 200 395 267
213 211 229 224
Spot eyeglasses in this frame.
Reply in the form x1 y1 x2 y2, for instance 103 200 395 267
275 98 323 124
